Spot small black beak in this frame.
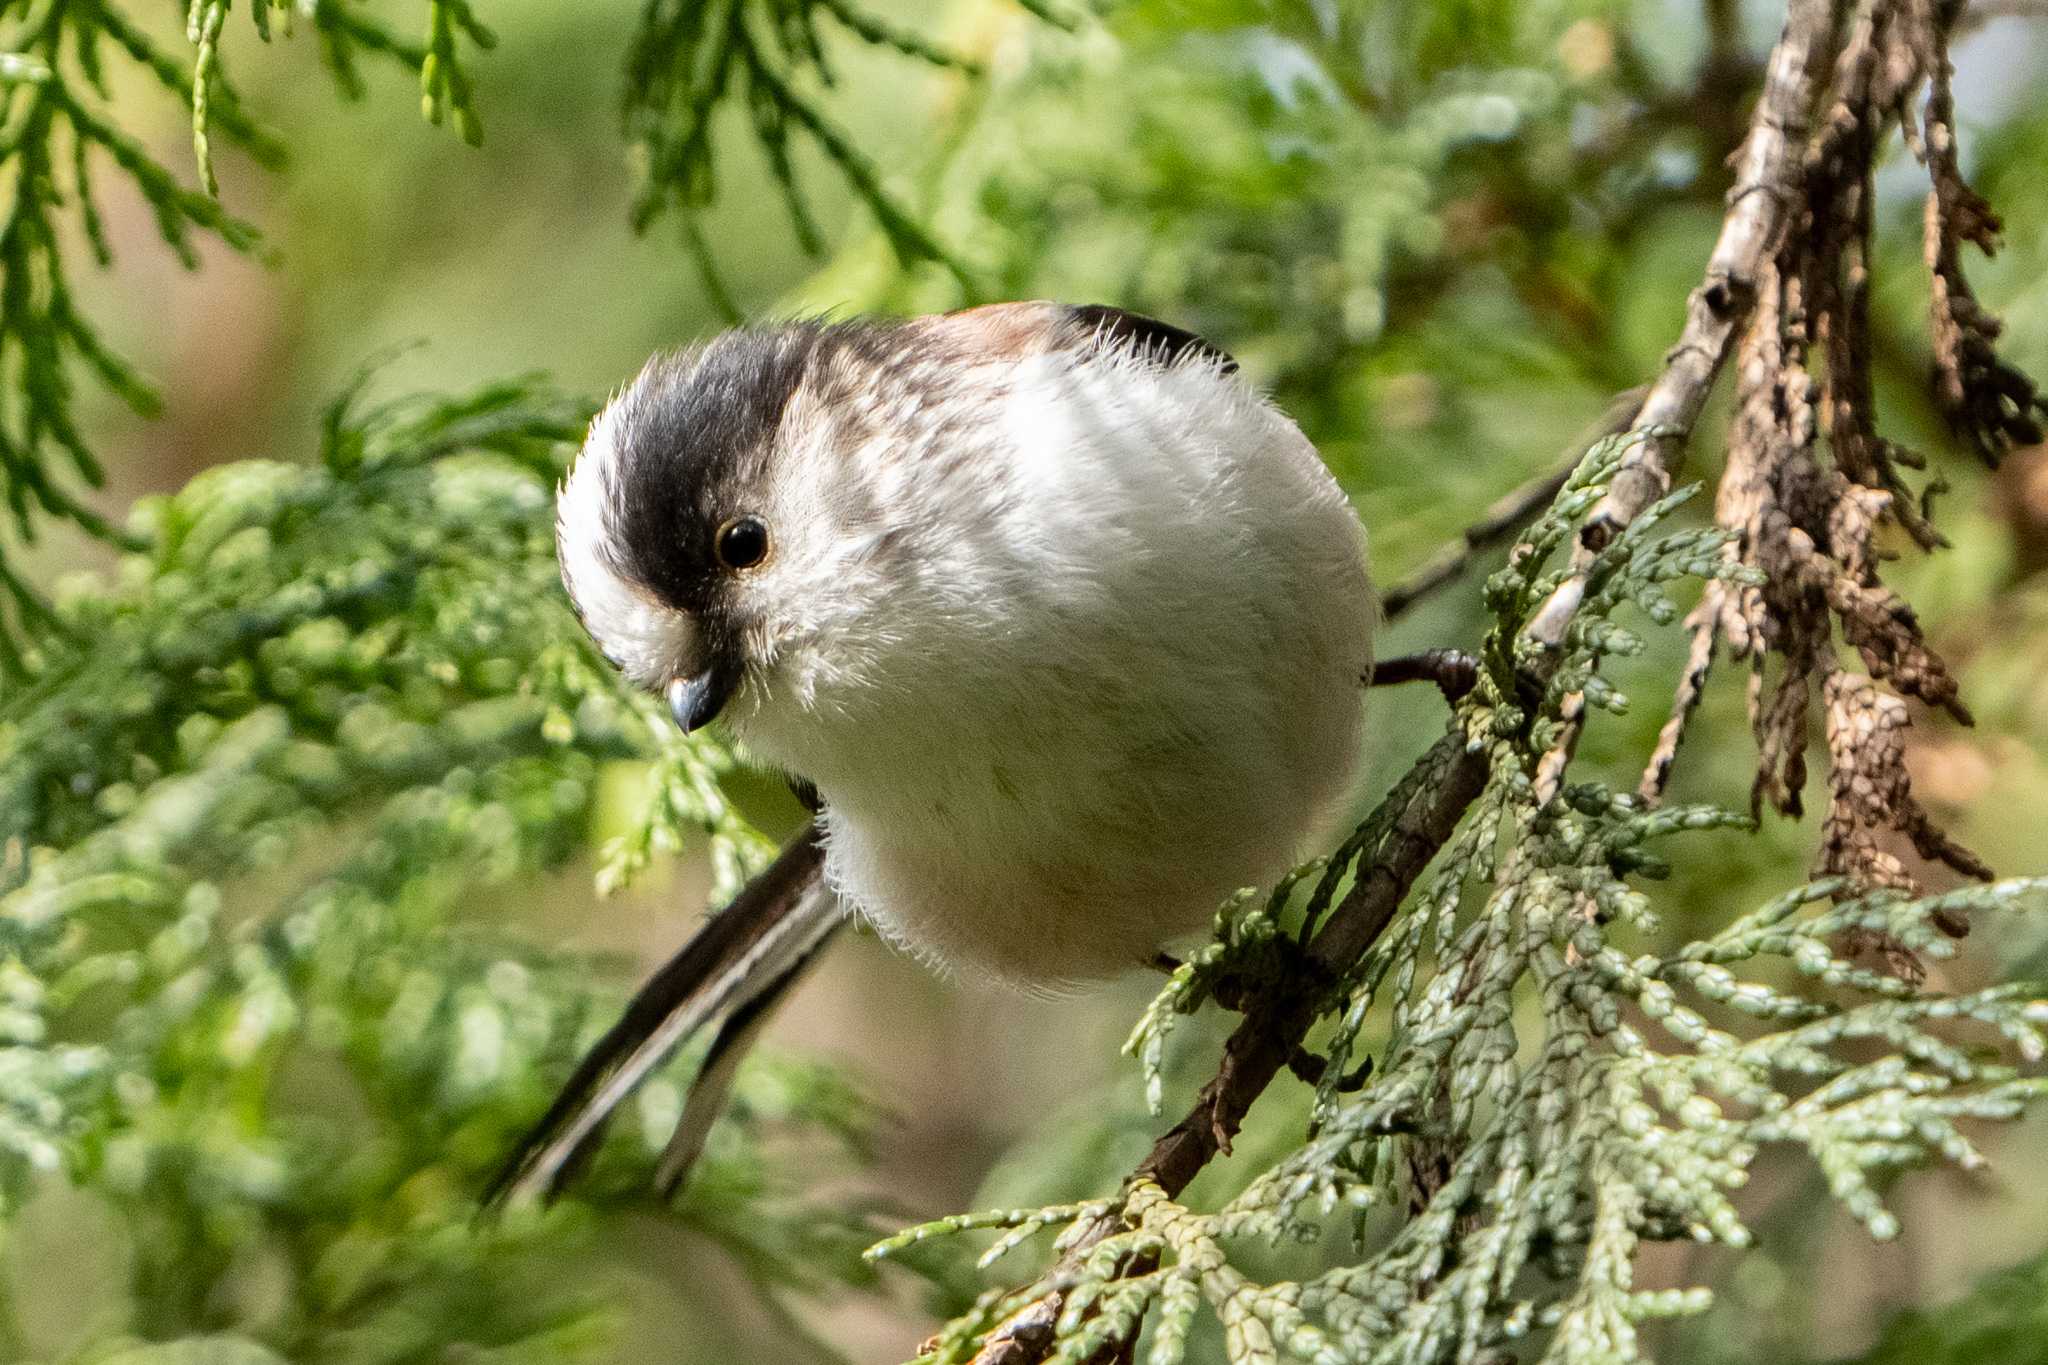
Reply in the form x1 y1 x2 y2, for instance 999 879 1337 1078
666 657 741 734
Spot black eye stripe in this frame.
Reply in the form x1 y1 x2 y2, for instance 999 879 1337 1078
606 327 830 606
715 516 770 570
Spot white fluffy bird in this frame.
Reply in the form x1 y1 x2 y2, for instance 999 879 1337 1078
491 302 1377 1204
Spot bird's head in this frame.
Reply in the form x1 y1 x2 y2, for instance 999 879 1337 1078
556 304 1241 748
556 316 1008 751
557 326 825 735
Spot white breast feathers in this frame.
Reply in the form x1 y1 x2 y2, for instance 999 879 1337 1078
730 342 1377 987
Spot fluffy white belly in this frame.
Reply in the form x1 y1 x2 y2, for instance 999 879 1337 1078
818 689 1363 983
734 346 1375 984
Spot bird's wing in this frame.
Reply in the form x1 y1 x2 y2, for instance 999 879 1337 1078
1061 304 1239 372
927 301 1237 373
483 820 838 1208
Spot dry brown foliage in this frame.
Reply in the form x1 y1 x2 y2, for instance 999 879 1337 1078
1642 0 2046 970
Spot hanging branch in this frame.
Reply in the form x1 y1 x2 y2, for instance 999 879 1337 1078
1539 1 2029 957
1625 0 2034 951
0 0 496 667
622 0 987 313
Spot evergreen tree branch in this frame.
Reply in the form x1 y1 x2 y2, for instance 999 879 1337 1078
0 374 880 1357
873 10 2048 1359
621 0 995 307
0 0 493 663
948 11 1849 1346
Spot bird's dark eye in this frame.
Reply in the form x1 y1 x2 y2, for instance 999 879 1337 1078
714 515 770 571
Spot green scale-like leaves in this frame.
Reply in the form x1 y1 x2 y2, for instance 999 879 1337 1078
0 379 876 1360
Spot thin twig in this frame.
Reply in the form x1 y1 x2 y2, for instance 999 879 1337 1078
1524 0 1834 652
1639 586 1724 804
1381 467 1577 622
1380 387 1647 622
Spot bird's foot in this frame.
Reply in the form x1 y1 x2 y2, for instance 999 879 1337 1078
1367 648 1479 702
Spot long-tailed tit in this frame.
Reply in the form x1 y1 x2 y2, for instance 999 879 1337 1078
489 302 1377 1205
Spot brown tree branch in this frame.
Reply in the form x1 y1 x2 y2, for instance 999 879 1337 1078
1524 0 1837 803
1524 0 1835 655
1635 0 2006 922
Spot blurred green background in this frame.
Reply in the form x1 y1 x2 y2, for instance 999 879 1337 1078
5 0 2048 1360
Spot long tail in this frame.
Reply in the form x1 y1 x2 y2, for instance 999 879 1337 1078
651 949 810 1196
484 820 838 1209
